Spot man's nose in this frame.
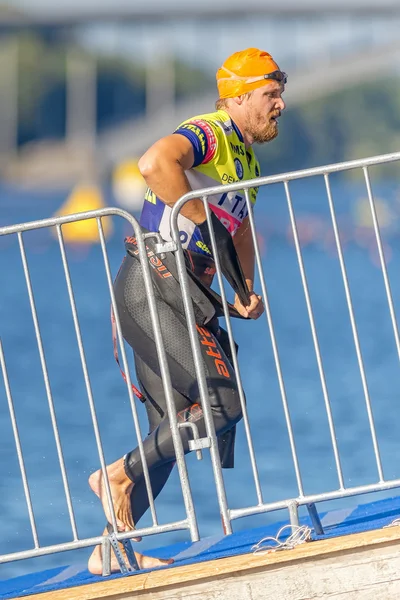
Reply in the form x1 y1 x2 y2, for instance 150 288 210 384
276 97 286 111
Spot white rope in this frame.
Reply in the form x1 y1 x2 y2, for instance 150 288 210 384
383 518 400 528
252 524 312 555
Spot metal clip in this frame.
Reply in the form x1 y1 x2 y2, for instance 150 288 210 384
105 524 139 574
188 437 212 452
101 535 112 577
178 422 211 460
155 240 177 255
120 538 139 570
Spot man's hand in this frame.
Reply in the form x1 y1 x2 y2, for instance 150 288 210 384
234 291 264 319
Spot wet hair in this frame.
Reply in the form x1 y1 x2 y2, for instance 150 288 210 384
215 97 229 110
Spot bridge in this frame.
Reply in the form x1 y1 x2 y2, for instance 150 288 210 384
2 0 400 28
1 1 400 182
98 37 400 168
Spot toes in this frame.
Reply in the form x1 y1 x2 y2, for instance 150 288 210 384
137 554 174 569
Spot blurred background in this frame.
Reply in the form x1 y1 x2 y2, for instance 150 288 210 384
1 0 400 192
2 0 400 582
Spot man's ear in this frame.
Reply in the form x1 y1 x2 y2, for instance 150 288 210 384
232 95 244 106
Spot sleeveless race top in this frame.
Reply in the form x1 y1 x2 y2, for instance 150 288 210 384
139 109 260 256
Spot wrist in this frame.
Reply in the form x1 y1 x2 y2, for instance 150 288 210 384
180 199 206 225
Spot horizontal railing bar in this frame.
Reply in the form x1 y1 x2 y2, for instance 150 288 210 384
0 207 136 236
171 151 400 208
229 478 400 521
2 154 399 239
0 519 190 564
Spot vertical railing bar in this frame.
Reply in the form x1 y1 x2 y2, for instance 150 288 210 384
96 218 158 525
284 181 349 488
244 188 305 497
203 195 263 505
320 175 360 488
363 166 400 360
0 339 40 548
170 200 232 535
324 174 384 481
55 224 122 534
129 224 199 542
18 232 79 540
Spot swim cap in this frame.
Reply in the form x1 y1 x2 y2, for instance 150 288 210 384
216 47 283 99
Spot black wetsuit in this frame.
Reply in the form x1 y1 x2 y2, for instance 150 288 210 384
113 243 243 524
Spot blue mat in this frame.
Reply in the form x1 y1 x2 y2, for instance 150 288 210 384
2 494 400 599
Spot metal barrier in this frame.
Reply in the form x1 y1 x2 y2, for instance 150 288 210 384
0 208 200 575
167 150 400 534
1 150 400 575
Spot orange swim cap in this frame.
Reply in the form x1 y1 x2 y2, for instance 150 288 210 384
216 47 284 99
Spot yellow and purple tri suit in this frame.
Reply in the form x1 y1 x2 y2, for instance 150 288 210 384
139 109 261 256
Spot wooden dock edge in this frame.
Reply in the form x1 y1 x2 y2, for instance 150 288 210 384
17 525 400 600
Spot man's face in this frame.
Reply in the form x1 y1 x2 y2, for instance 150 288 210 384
243 81 286 144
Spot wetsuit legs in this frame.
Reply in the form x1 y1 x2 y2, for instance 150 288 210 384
114 254 242 486
129 463 175 525
127 355 181 522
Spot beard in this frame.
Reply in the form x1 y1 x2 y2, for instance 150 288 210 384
247 112 279 144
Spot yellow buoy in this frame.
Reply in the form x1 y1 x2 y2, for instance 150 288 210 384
55 183 113 244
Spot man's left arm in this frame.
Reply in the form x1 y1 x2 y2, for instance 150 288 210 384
233 217 264 319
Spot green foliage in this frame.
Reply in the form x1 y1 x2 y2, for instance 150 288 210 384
2 32 213 140
16 34 63 125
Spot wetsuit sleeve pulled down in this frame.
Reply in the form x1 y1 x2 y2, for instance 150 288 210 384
198 211 250 308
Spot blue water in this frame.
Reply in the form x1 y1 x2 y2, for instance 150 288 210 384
1 171 400 580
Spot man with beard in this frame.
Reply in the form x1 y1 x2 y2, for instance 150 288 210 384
88 47 286 574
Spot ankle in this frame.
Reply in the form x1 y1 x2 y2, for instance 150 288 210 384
107 458 132 489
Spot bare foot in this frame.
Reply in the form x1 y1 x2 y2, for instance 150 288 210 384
88 527 174 575
89 458 136 534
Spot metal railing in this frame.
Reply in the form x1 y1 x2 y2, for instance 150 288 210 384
1 150 400 575
167 150 400 533
0 208 200 575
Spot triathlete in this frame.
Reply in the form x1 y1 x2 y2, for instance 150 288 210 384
88 47 286 574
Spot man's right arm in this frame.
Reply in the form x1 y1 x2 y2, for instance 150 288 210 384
138 134 206 225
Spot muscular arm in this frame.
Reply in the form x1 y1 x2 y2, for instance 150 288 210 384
139 135 263 319
138 134 206 224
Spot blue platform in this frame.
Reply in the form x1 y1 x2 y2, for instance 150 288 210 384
2 495 400 599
